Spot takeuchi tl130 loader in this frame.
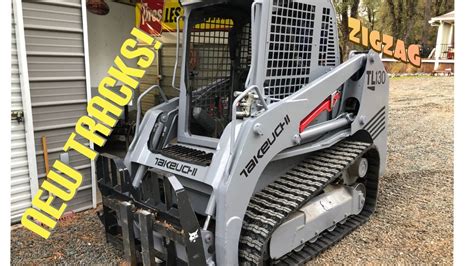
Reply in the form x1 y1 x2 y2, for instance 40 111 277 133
97 0 389 264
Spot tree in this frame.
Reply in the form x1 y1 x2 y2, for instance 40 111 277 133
334 0 454 59
371 0 453 48
361 0 380 31
335 0 361 60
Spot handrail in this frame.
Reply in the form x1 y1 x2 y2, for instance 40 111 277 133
245 1 260 88
229 85 268 156
136 85 168 133
172 16 183 90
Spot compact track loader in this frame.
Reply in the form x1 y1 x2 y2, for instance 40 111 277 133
97 0 389 264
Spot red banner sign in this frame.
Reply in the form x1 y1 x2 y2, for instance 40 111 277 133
136 0 164 36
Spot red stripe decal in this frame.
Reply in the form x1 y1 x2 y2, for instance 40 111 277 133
299 92 341 133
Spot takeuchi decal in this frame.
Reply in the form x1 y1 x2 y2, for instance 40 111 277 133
348 17 421 68
20 28 162 239
240 115 291 178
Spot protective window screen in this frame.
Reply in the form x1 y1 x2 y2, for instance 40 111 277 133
264 0 316 100
318 7 337 66
239 23 252 72
188 16 251 138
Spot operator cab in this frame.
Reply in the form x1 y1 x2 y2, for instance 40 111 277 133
175 2 252 149
176 0 340 149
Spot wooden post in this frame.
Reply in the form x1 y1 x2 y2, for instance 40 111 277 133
41 136 49 174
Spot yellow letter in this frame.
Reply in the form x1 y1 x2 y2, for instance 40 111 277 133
75 116 111 146
120 38 155 68
42 160 83 201
369 30 382 52
21 208 56 239
382 34 394 57
361 26 369 48
108 56 145 89
154 40 162 50
98 76 133 106
348 17 361 44
87 96 122 128
407 44 421 67
393 39 408 63
64 132 97 160
32 189 67 219
131 27 154 45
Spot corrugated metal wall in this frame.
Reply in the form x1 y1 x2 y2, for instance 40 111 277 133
22 0 94 212
11 3 33 223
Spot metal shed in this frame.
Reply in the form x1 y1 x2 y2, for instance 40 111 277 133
11 0 38 223
10 0 96 223
10 0 178 223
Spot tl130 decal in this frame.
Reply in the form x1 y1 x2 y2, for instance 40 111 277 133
366 70 387 90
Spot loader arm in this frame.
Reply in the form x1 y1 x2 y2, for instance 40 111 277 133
215 52 378 265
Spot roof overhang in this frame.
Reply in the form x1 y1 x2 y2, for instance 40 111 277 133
429 11 455 26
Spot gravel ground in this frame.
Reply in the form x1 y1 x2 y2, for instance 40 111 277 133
309 76 454 265
11 76 453 265
11 209 125 265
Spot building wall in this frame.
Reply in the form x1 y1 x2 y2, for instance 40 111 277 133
20 0 95 214
434 22 454 60
87 2 136 87
86 4 182 113
11 1 34 223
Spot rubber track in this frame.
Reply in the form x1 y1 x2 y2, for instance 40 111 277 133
238 140 378 265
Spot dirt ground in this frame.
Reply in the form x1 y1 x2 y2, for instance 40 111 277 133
11 76 454 265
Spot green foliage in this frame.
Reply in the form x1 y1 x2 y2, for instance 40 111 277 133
334 0 362 59
335 0 454 59
363 0 454 45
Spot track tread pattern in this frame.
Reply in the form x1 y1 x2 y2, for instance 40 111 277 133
238 140 378 265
